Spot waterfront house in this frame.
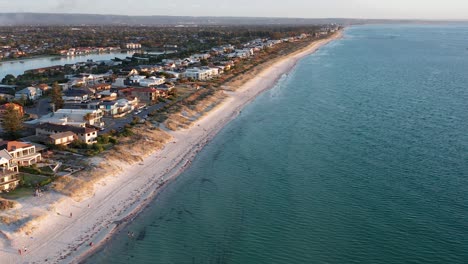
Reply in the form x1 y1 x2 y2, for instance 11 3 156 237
0 149 19 192
36 109 104 128
0 141 42 166
129 88 161 104
36 123 98 144
48 131 77 146
139 77 166 87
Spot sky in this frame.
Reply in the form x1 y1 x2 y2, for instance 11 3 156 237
1 0 468 20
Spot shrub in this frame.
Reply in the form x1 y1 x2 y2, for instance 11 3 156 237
0 198 17 211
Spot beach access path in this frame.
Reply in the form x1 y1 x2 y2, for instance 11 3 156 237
0 30 343 264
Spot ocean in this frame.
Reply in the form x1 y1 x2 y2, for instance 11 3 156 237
86 25 468 263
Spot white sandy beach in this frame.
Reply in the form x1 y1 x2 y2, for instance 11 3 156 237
0 31 342 264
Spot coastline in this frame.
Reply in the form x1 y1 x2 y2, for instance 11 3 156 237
0 30 343 264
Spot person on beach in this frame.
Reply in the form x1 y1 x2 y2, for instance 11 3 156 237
70 212 73 218
18 249 21 255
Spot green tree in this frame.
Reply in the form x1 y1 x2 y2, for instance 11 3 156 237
1 74 16 85
50 82 64 110
1 104 23 139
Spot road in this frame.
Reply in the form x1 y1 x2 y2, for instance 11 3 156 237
101 102 166 132
25 97 52 118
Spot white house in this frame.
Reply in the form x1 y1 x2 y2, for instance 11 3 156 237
183 67 219 81
139 77 166 87
36 109 104 128
15 87 42 100
112 77 127 87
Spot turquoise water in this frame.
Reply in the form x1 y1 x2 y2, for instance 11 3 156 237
86 25 468 263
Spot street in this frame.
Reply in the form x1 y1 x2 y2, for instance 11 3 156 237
101 101 166 132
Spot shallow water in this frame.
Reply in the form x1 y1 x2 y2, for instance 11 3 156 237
86 25 468 264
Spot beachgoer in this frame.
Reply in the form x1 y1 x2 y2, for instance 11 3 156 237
70 212 72 218
18 249 21 255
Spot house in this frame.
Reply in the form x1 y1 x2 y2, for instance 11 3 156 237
63 89 92 102
97 90 117 101
89 83 111 91
36 109 104 128
128 75 147 85
112 77 128 87
0 149 19 192
36 123 98 144
15 87 43 100
183 68 212 81
100 101 119 116
37 84 51 92
130 88 161 104
48 131 77 146
190 53 211 60
139 77 166 87
126 43 142 49
0 141 42 166
0 103 24 118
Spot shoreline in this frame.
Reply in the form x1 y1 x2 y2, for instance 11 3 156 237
0 30 343 264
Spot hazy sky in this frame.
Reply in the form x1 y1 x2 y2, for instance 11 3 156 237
2 0 468 19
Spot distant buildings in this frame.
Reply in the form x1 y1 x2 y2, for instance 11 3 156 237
126 43 142 49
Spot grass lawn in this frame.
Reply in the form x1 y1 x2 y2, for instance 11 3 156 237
0 187 34 200
0 174 50 200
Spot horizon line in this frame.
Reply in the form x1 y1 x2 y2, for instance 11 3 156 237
2 12 468 22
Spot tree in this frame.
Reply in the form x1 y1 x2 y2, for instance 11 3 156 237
83 113 93 123
1 104 23 139
50 82 64 110
1 74 16 85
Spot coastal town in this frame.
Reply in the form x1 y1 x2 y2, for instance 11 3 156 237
0 21 341 263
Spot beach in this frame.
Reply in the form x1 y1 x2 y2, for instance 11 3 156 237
0 31 342 264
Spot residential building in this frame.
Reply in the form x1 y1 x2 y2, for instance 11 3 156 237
126 43 142 49
0 103 24 118
48 131 77 146
36 123 98 144
63 89 92 102
101 101 119 116
0 149 19 192
36 109 104 128
15 87 43 100
0 141 42 166
183 68 212 81
191 53 211 60
129 88 161 104
139 77 166 87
